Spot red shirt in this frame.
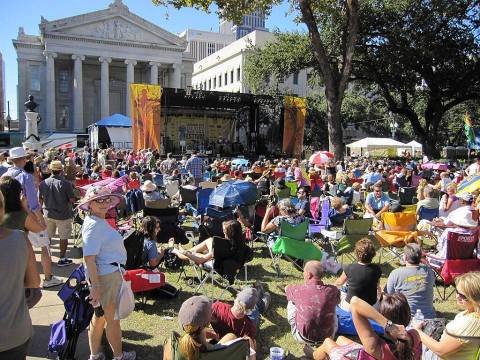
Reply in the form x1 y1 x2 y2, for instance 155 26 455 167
211 301 257 339
285 278 340 342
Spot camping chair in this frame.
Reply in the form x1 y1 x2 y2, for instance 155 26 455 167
398 187 417 205
145 199 171 209
143 206 189 245
199 181 217 189
425 229 480 300
275 187 291 200
165 181 180 198
197 188 214 215
330 218 374 263
270 220 323 276
179 186 198 206
309 197 331 236
168 332 249 360
199 206 235 241
417 206 439 221
285 180 298 197
376 212 418 262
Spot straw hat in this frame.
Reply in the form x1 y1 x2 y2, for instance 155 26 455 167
78 186 122 211
448 207 478 228
220 174 232 182
8 147 28 160
49 160 63 171
140 180 157 192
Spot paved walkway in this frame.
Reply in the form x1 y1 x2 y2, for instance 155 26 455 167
28 240 89 360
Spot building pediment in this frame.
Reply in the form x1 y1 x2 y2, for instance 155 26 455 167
40 0 186 49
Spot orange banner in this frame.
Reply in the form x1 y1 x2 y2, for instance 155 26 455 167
282 96 307 158
129 84 162 151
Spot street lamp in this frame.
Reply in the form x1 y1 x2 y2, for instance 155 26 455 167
389 111 398 139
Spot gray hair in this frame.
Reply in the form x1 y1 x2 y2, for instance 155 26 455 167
277 199 296 216
423 185 435 199
404 243 422 265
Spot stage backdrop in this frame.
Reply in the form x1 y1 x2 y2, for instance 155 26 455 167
282 96 307 158
129 84 162 151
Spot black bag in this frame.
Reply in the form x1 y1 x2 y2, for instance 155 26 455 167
423 318 448 341
163 248 186 270
150 283 179 299
123 230 145 270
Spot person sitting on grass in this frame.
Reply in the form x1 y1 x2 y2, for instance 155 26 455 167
211 287 270 359
162 296 242 360
285 260 340 345
335 238 382 312
304 293 422 360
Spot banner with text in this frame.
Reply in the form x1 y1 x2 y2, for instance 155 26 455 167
129 84 162 151
282 96 307 158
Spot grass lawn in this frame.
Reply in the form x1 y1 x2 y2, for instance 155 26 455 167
119 230 459 360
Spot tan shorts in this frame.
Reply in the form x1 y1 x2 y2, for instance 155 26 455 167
98 271 123 308
46 218 73 239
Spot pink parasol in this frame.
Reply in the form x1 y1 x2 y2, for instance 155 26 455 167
309 151 335 165
421 162 448 171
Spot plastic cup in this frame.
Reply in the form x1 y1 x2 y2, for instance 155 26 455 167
270 347 284 360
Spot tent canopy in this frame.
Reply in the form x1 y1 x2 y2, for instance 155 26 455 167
405 140 422 148
346 137 406 148
90 114 131 128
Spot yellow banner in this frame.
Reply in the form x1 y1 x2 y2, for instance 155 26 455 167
129 84 162 151
283 96 307 158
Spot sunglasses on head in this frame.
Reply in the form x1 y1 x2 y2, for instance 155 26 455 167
93 197 112 204
455 288 467 301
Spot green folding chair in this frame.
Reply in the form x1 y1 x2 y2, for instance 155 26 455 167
334 218 374 263
285 181 298 197
271 220 323 275
275 187 291 200
168 332 250 360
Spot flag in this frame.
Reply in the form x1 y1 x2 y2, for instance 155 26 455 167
283 96 307 158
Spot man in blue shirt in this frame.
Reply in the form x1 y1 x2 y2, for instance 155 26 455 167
364 185 390 219
186 150 205 185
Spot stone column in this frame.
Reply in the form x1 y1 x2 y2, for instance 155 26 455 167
44 51 57 131
125 59 137 117
149 62 160 85
72 55 85 132
171 63 182 89
99 56 111 119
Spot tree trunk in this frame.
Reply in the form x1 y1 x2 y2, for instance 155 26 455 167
326 95 344 160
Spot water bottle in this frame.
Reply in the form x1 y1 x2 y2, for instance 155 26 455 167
413 309 424 324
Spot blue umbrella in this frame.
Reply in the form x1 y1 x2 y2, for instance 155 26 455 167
209 180 258 208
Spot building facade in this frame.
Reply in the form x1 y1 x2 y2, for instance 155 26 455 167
0 53 5 130
179 29 235 63
13 0 194 133
219 10 268 40
192 31 310 97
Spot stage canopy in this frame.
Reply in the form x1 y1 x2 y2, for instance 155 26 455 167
88 114 132 149
346 137 406 157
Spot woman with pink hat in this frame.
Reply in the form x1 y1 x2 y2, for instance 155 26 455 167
79 186 135 360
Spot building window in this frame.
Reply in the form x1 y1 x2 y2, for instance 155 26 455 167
29 65 41 91
208 43 216 55
230 70 234 83
293 71 299 85
237 68 241 81
224 73 228 85
59 70 70 93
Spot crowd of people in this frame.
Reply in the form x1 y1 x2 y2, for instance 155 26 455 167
0 144 480 360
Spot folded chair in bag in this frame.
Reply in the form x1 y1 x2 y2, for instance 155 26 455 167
332 218 374 262
376 212 417 262
271 220 323 275
425 229 480 300
168 332 249 360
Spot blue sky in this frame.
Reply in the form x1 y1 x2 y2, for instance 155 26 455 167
0 0 302 118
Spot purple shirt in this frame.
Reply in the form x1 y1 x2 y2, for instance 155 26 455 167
2 167 40 212
286 278 340 342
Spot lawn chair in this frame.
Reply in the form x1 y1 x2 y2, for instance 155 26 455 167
270 220 323 276
197 188 214 215
425 229 480 300
199 206 235 241
179 186 198 206
418 206 439 221
165 180 180 198
309 197 331 236
285 180 298 197
376 212 417 262
398 187 417 205
199 181 217 189
143 206 189 245
331 218 374 263
168 331 249 360
275 187 291 200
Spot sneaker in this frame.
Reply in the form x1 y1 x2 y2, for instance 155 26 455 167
114 351 136 360
43 276 63 288
88 353 105 360
57 258 74 267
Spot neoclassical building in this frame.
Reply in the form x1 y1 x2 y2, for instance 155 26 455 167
13 0 194 133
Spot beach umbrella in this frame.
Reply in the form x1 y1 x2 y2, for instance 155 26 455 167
309 151 334 165
209 180 257 208
457 175 480 194
421 162 448 171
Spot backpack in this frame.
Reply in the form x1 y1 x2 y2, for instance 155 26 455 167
163 248 187 270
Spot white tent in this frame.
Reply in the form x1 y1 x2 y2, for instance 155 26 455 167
346 137 406 157
404 140 423 155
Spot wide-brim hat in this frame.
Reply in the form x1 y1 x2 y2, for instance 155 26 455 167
9 147 28 160
448 207 478 228
140 180 157 192
49 160 63 171
78 186 122 211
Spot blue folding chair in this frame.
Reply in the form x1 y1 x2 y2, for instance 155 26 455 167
197 188 214 215
418 206 439 221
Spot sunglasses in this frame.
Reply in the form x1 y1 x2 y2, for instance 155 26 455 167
456 288 467 301
93 197 112 204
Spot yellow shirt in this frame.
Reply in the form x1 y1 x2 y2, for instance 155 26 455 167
441 311 480 360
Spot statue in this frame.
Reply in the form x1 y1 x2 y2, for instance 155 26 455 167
24 94 38 112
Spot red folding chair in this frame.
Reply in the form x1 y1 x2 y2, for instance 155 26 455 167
425 229 480 300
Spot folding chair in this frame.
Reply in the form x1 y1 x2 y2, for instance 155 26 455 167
376 212 417 262
143 206 189 245
270 220 323 276
331 218 374 263
285 180 298 197
199 181 217 189
418 206 439 221
197 188 214 215
179 186 198 206
309 197 331 236
398 187 417 205
165 181 179 198
275 187 291 200
425 229 480 300
144 199 171 209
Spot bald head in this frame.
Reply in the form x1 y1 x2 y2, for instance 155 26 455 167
304 260 323 281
